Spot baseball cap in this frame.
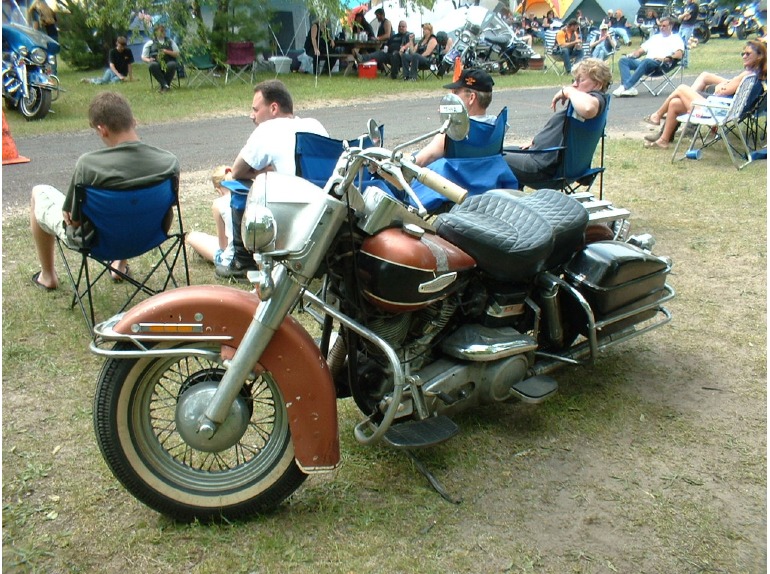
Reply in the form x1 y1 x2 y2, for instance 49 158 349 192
442 69 494 93
600 23 608 29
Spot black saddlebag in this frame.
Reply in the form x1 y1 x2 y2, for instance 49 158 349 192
564 240 670 318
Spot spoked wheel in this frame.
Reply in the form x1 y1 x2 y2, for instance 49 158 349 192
20 86 51 120
93 342 306 522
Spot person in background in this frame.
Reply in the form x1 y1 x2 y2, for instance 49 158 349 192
402 22 438 81
613 17 684 97
304 18 336 76
609 9 631 45
142 24 180 93
677 0 699 67
373 8 392 43
556 19 583 74
27 0 57 41
642 39 766 149
186 166 234 267
81 36 134 84
590 23 617 61
369 20 411 78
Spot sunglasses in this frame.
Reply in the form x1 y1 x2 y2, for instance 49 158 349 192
741 51 754 57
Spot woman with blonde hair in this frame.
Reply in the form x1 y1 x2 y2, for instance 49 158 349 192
402 23 438 81
505 58 611 186
643 39 767 149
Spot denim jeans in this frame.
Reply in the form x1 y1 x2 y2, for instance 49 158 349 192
559 46 582 73
91 69 121 85
618 56 660 89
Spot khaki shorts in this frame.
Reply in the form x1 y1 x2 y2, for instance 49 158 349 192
33 185 67 241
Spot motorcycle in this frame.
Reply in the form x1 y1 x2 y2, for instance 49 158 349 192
730 2 767 39
2 0 60 120
704 0 738 37
443 5 540 75
89 95 675 522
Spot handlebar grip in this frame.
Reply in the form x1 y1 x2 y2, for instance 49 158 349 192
414 168 469 205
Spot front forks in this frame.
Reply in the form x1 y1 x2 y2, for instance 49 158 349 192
197 265 302 437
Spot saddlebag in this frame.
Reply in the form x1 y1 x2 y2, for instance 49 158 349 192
564 240 670 318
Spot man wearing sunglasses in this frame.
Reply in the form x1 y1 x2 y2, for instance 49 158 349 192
613 16 684 97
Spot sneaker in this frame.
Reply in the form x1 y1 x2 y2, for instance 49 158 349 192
214 260 257 280
612 85 626 97
624 87 638 97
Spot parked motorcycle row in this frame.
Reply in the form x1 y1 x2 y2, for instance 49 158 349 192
639 0 767 44
2 0 60 120
89 95 675 522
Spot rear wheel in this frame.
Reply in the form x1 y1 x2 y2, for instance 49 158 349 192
499 55 520 75
93 341 306 522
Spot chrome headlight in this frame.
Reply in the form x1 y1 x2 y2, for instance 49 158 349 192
18 46 29 58
242 204 277 253
30 48 47 65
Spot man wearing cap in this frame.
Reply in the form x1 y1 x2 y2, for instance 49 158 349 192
414 68 500 167
590 23 617 61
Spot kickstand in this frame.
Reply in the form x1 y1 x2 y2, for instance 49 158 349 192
404 450 462 505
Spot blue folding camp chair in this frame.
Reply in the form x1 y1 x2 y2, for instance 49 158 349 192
412 107 519 213
503 99 610 197
295 126 385 189
55 176 189 332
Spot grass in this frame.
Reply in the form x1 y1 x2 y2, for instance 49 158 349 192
4 35 747 138
2 35 767 574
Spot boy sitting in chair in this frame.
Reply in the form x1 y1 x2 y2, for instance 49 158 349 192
29 92 179 290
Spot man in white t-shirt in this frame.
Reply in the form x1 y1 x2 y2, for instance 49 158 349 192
613 17 684 97
218 80 328 279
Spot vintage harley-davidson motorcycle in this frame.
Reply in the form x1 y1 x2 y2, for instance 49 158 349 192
443 5 540 75
90 95 674 522
2 0 60 120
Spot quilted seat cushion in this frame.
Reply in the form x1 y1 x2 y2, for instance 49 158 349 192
513 189 588 268
435 190 555 283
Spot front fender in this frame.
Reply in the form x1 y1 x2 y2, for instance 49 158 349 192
109 285 340 472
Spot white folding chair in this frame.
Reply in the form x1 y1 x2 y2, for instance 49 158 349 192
542 28 565 76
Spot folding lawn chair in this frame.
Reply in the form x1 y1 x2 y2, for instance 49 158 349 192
55 176 189 333
503 99 610 197
184 49 219 88
639 56 684 96
671 74 765 169
542 28 566 76
225 41 255 85
295 125 385 189
413 108 519 213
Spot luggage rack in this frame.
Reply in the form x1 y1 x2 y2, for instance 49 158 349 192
572 191 631 225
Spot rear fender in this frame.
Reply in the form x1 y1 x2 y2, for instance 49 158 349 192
111 285 340 472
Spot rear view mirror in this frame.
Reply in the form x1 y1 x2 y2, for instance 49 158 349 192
439 93 470 141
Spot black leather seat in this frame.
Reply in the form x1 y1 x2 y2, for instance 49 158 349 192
435 190 554 283
512 188 588 268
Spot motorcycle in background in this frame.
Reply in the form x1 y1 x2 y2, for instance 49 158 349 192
89 95 674 522
443 5 540 75
730 2 767 39
2 0 60 120
704 0 739 37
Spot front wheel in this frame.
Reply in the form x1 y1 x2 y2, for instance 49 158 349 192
93 342 306 522
20 86 51 121
736 23 747 39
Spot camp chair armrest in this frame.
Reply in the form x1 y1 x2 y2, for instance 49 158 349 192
503 145 564 155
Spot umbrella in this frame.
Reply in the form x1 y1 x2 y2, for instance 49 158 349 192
347 4 369 26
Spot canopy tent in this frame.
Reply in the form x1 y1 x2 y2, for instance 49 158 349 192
560 0 640 25
517 0 568 18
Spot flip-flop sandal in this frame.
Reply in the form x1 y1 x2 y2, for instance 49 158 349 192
110 264 131 283
643 114 660 126
31 271 56 292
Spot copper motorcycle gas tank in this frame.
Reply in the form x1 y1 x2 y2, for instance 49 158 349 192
357 224 476 313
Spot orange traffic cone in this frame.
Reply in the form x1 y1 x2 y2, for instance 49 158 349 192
452 57 463 82
2 111 30 165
